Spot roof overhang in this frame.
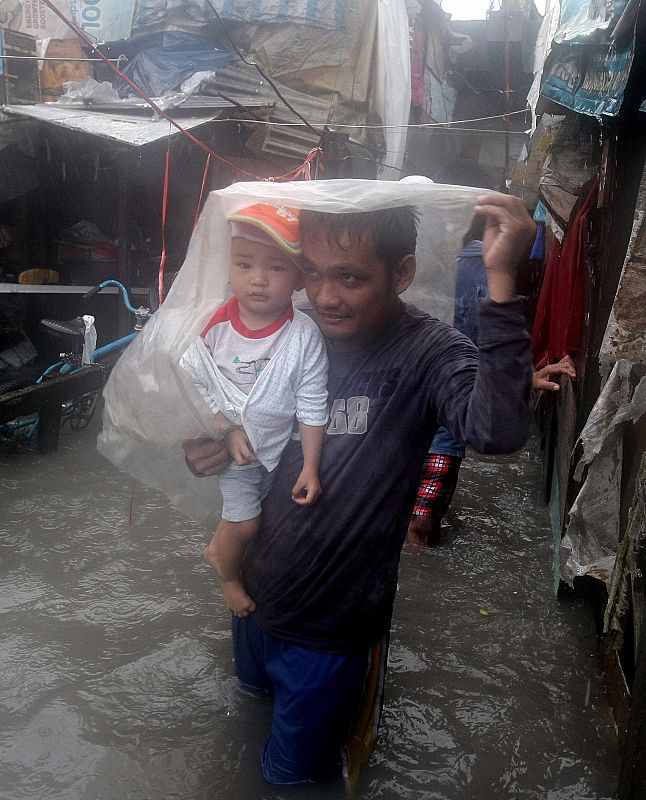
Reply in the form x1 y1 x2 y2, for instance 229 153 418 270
1 97 270 147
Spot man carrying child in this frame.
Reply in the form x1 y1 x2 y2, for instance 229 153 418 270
184 191 536 785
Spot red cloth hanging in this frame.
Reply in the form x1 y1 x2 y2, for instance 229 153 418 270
531 181 598 370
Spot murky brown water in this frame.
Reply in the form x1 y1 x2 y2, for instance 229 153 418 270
0 417 619 800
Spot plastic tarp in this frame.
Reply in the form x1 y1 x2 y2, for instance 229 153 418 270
540 0 639 118
600 168 646 370
553 0 631 44
526 0 560 132
218 0 411 173
373 0 411 179
540 36 635 117
110 32 239 98
132 0 350 33
560 360 646 585
97 179 482 526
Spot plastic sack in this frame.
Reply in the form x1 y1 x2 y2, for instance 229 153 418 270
58 77 122 105
98 179 481 525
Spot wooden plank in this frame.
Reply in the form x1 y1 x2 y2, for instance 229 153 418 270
0 365 106 425
618 619 646 799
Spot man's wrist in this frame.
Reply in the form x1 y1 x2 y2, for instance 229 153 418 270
485 271 517 303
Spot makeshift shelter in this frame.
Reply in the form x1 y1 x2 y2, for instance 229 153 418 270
510 2 646 795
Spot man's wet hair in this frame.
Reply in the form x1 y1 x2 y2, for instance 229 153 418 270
300 206 420 273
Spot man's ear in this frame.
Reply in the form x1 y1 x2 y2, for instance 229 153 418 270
392 254 416 295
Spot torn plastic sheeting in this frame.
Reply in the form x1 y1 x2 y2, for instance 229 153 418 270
573 361 646 481
554 0 630 44
561 360 646 585
540 36 635 118
58 77 121 105
97 178 481 525
600 191 646 368
527 0 561 132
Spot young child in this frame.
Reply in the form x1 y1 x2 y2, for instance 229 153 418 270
180 203 328 617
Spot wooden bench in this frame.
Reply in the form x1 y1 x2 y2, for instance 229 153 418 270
0 365 107 453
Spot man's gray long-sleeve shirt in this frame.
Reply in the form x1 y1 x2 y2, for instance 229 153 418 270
243 298 533 653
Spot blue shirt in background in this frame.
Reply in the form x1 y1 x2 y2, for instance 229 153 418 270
430 240 488 457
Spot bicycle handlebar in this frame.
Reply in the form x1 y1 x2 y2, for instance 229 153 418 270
80 285 103 302
81 280 141 315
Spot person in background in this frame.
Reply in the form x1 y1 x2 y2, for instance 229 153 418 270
407 217 577 548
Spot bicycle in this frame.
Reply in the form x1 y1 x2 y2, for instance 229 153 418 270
0 280 153 451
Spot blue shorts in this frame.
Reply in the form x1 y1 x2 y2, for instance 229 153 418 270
219 464 275 522
429 425 466 458
232 615 371 785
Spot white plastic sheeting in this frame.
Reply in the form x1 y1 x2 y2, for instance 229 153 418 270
373 0 412 179
527 0 561 132
98 178 481 525
560 360 646 585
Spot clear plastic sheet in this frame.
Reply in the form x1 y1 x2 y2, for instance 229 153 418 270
98 179 481 525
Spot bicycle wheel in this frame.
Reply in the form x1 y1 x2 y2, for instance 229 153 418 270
68 393 99 431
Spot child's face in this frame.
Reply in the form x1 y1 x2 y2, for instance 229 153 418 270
229 237 302 323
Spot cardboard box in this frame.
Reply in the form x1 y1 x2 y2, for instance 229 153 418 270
41 39 93 102
0 28 40 104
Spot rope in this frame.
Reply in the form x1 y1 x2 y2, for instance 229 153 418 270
158 135 171 305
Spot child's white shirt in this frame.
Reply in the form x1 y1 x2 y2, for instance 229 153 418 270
179 297 328 471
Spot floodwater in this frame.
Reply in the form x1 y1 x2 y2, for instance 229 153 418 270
0 418 620 800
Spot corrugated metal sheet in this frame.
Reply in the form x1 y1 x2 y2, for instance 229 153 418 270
0 99 253 147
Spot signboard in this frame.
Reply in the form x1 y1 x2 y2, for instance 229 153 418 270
541 37 635 117
1 1 135 42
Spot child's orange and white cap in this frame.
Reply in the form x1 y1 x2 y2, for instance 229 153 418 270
226 203 302 257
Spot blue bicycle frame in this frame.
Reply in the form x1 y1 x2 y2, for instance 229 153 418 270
36 280 152 383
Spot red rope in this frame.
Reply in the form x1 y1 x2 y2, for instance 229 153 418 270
158 136 171 305
193 153 212 230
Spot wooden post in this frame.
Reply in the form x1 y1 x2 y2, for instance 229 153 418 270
618 456 646 799
618 619 646 798
37 401 62 454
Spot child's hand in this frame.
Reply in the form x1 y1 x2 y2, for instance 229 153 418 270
291 469 322 506
224 427 258 466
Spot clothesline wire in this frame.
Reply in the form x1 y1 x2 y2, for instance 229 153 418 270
251 109 529 129
0 54 126 62
214 116 529 132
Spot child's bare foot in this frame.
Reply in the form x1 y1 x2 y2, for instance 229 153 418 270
222 579 256 617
